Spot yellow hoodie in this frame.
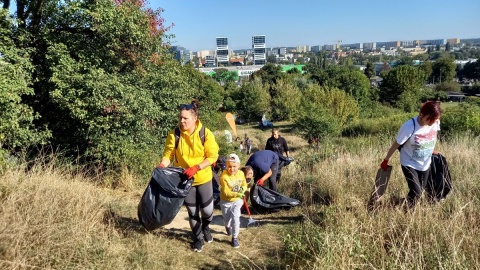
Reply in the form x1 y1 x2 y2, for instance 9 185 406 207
162 120 219 186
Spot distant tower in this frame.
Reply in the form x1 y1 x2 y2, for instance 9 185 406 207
252 35 266 65
216 37 229 66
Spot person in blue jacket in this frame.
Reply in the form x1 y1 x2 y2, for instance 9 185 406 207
245 150 280 191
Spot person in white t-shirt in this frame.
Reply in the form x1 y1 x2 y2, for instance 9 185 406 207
381 101 442 208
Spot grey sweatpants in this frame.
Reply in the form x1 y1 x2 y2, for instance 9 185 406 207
220 198 244 238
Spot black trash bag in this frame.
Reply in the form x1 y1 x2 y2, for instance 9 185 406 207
212 156 226 205
278 155 294 166
425 153 452 202
250 184 300 212
138 167 192 231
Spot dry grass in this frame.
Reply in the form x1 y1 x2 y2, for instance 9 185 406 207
0 123 478 269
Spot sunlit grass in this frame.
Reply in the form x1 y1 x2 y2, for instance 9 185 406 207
0 124 478 269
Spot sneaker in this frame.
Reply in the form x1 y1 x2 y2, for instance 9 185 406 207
232 238 239 248
225 226 232 236
192 239 204 252
203 226 213 243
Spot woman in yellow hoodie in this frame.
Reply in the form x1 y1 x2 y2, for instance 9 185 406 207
157 100 219 253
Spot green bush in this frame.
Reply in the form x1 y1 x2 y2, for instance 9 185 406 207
441 103 480 136
295 105 342 140
343 113 416 137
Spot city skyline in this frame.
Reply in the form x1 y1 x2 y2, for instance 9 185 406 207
154 0 480 52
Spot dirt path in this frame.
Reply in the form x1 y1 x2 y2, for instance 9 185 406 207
164 204 262 232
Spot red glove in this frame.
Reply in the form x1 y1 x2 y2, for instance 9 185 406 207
184 165 201 179
257 179 264 186
380 159 389 171
156 163 165 168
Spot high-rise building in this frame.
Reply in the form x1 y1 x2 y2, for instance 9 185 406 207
216 37 229 65
311 45 322 52
252 35 266 66
171 46 192 64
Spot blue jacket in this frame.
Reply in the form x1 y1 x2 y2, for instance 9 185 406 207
246 150 279 174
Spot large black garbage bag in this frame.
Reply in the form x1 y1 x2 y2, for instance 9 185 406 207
138 167 192 231
250 184 300 212
425 153 452 202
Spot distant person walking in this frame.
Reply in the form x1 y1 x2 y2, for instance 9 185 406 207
245 150 280 191
157 100 219 252
219 154 248 248
380 101 441 208
265 128 290 184
245 137 252 155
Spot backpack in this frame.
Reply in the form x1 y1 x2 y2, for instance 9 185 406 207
174 126 205 149
398 118 415 152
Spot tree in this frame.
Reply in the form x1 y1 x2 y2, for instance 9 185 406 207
0 9 50 152
432 57 456 83
300 84 359 128
445 42 451 52
250 63 284 86
4 0 197 179
420 61 433 82
379 65 426 111
460 60 480 80
314 66 371 106
364 62 375 78
270 79 301 121
267 54 277 63
234 78 271 122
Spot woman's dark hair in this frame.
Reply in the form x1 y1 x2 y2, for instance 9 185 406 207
420 101 441 121
179 99 200 117
240 166 253 176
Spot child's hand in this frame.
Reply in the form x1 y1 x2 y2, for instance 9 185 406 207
237 191 245 198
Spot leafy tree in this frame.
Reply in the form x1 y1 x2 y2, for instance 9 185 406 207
445 42 451 52
270 79 301 121
294 105 342 141
187 66 225 130
0 9 50 152
234 78 271 122
434 81 461 93
380 65 425 111
420 60 433 82
313 66 371 106
301 84 359 128
4 0 199 180
432 57 456 83
266 54 277 63
364 62 375 78
250 63 285 86
286 67 301 75
460 60 480 80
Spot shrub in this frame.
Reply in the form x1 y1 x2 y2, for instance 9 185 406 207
441 103 480 136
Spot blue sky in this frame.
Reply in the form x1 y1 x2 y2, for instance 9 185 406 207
152 0 480 52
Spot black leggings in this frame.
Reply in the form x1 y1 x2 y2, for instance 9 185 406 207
401 165 431 207
184 180 214 240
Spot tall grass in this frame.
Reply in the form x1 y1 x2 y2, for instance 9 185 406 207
0 132 478 269
279 134 480 269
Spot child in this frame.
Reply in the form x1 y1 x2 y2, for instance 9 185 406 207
240 166 254 204
219 153 248 248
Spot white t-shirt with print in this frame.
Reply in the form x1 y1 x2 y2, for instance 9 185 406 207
396 116 440 171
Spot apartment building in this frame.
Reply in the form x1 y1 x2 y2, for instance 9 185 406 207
252 35 266 65
216 37 229 65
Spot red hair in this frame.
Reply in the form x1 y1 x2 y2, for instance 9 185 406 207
420 101 441 122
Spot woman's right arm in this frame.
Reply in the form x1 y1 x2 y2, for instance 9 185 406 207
159 130 176 167
383 141 400 162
